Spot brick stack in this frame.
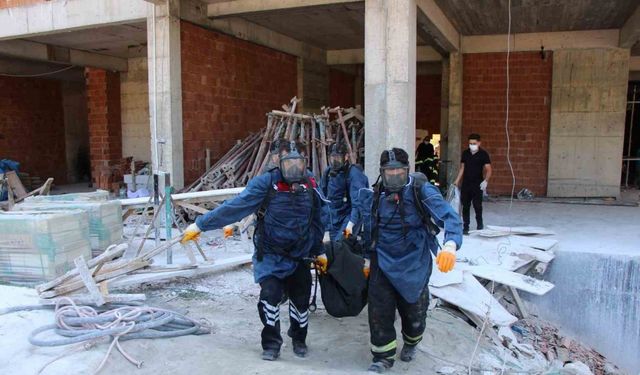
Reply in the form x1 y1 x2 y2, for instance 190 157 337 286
85 68 123 192
180 21 298 185
0 76 66 183
462 52 553 196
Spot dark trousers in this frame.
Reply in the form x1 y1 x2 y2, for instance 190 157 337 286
257 262 312 351
368 257 430 364
461 186 483 230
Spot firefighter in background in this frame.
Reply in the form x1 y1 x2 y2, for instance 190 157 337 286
182 140 326 361
415 134 438 185
320 143 369 241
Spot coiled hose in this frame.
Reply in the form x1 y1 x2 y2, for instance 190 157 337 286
3 297 212 374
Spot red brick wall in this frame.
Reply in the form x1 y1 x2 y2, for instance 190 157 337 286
417 74 442 136
181 21 298 184
0 0 49 9
462 52 552 196
329 69 355 108
0 76 66 183
85 68 122 191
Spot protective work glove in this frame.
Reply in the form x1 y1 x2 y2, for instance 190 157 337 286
363 258 370 279
343 221 355 238
436 241 457 273
181 223 202 244
480 180 488 191
223 225 234 239
314 254 328 274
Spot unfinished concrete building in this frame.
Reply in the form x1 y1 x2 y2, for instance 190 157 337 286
1 0 639 372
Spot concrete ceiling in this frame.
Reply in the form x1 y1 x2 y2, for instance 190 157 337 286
435 0 639 35
0 56 84 82
239 3 365 50
26 22 147 59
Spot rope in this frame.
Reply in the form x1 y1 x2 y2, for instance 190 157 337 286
10 297 212 375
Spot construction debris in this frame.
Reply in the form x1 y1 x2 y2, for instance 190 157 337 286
0 210 92 284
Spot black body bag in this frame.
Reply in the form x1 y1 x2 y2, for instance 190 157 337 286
318 240 368 318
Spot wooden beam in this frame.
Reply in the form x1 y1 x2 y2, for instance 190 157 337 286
462 29 619 54
0 39 128 71
327 46 441 65
208 0 361 18
416 0 460 53
621 4 640 48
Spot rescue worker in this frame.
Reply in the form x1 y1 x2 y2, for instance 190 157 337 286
415 135 438 184
320 143 369 241
355 148 462 373
181 139 326 361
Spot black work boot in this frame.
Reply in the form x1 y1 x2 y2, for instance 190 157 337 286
261 348 280 361
368 358 393 373
477 221 484 230
463 228 470 235
292 340 308 358
400 344 417 362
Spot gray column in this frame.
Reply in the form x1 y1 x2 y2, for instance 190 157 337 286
446 52 462 183
364 0 417 178
438 58 450 184
297 57 329 113
147 0 184 188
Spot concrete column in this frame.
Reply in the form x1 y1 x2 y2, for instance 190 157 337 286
364 0 417 178
147 0 184 188
438 58 449 185
445 52 462 183
354 65 364 107
297 57 329 113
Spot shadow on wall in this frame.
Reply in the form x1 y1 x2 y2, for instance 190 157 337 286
526 251 640 373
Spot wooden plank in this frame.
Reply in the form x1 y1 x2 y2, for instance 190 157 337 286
430 272 518 326
457 264 554 296
175 201 210 215
36 244 127 293
459 308 503 346
509 287 529 319
5 171 27 198
74 256 106 306
108 254 252 289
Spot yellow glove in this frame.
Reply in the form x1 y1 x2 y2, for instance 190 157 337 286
181 223 202 244
363 258 370 279
436 241 457 273
223 225 234 239
314 254 328 274
343 221 355 239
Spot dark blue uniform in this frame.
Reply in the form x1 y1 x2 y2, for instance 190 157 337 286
353 176 463 363
321 165 369 241
196 169 324 352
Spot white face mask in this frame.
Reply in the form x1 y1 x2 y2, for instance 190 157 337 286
469 144 479 152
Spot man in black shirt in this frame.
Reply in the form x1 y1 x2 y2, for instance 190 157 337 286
454 133 492 235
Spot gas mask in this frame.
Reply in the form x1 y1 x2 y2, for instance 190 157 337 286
329 154 346 173
469 144 479 153
380 150 408 193
279 142 306 184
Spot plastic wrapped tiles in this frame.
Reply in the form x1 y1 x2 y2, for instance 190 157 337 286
15 200 123 256
0 210 92 284
24 190 109 203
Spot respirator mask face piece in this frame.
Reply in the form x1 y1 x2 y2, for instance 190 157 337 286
279 142 306 184
380 150 408 193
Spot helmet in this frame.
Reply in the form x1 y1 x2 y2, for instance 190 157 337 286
379 148 409 193
279 141 307 184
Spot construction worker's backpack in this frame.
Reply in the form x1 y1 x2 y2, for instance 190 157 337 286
315 240 368 318
370 172 441 243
